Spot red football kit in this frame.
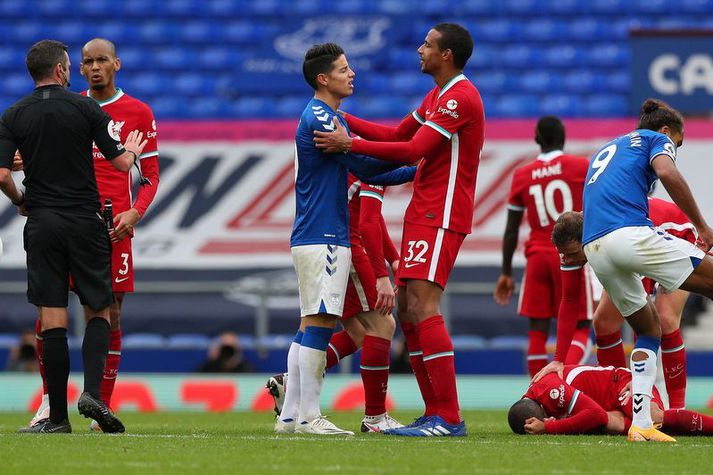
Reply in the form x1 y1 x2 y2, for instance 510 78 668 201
507 152 590 319
524 366 663 434
347 74 484 289
343 174 399 319
81 88 160 292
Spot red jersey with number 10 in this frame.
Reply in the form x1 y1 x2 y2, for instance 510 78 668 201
407 74 485 235
81 89 159 214
508 152 589 256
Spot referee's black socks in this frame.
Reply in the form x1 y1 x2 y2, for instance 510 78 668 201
82 317 111 399
42 327 70 423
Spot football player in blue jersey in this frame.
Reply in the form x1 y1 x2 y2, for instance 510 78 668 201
276 43 407 436
582 98 713 442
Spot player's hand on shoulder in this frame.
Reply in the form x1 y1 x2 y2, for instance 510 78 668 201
532 360 564 383
493 274 514 306
12 150 23 171
313 117 352 153
375 276 395 315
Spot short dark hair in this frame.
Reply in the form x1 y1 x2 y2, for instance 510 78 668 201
508 398 546 435
535 116 565 150
26 39 68 82
552 211 583 248
638 98 684 135
302 43 345 90
433 23 473 69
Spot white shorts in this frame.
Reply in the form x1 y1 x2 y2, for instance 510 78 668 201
291 244 351 317
587 263 604 302
584 226 704 317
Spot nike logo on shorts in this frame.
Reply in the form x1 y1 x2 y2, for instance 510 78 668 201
115 276 129 283
404 261 422 268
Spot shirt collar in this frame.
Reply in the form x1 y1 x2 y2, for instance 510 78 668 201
537 150 564 162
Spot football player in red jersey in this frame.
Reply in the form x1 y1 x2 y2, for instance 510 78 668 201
27 38 160 430
536 202 694 411
509 364 713 438
494 117 592 377
314 23 483 436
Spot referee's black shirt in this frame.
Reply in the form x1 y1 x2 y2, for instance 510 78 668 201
0 84 124 214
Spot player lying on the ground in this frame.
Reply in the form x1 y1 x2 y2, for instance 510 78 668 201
509 364 713 438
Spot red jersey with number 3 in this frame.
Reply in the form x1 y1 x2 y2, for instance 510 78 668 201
81 89 159 214
508 152 589 256
407 74 484 235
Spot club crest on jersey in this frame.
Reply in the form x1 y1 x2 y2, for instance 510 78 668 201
446 99 458 110
549 388 560 400
107 120 125 141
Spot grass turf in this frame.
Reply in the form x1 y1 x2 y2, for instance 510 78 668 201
1 410 711 474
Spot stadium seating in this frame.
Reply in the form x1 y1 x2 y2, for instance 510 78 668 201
0 1 701 118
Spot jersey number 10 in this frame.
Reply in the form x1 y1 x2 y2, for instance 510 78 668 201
528 179 573 227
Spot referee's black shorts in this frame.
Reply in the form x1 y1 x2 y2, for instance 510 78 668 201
24 208 113 310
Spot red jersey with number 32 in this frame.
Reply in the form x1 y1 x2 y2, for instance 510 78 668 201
81 89 159 214
507 153 589 256
408 74 484 235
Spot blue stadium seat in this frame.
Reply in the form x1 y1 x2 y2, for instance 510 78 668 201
122 333 165 348
11 23 44 44
582 94 628 117
150 97 187 119
188 97 234 118
543 0 583 14
353 96 406 118
562 70 603 93
475 20 522 43
138 21 179 44
197 48 244 70
245 0 282 15
274 96 307 118
388 72 433 94
78 0 117 17
116 47 149 69
501 45 542 69
119 0 160 17
680 0 713 13
602 70 629 93
542 45 586 69
256 334 292 350
505 0 539 15
492 95 540 118
522 20 565 42
222 22 274 43
0 0 31 17
37 0 73 17
0 47 26 70
167 334 212 348
489 335 528 349
0 333 19 348
361 74 390 94
389 48 420 69
518 71 562 94
589 0 631 14
567 18 609 41
458 0 503 15
2 74 33 96
376 0 415 14
124 73 166 97
162 0 205 17
451 335 486 350
282 0 323 15
472 72 510 95
236 334 255 349
174 74 216 96
333 0 378 14
633 0 673 14
154 47 198 71
91 22 137 44
467 45 498 70
587 44 629 67
179 22 221 43
540 94 582 117
233 97 278 118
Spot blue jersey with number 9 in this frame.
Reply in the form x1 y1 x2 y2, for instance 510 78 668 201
582 129 677 245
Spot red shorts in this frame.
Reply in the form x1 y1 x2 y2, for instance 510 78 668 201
343 244 377 319
110 237 134 293
395 223 466 289
518 250 562 319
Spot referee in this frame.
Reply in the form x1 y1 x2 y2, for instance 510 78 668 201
0 40 146 433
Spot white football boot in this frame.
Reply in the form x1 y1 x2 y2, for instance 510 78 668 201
360 413 404 433
295 416 354 436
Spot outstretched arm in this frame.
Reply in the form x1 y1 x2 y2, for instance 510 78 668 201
362 166 417 186
344 112 421 142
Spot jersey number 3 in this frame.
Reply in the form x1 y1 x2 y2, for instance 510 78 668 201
528 179 573 227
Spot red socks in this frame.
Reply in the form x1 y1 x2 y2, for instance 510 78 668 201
35 318 47 395
360 335 391 416
99 330 122 407
596 330 626 368
325 331 358 369
663 409 713 435
417 315 461 425
527 330 548 377
661 329 687 409
402 322 438 417
565 327 591 365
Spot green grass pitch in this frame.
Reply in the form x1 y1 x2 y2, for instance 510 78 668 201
1 410 711 474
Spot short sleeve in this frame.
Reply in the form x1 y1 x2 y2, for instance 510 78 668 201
87 100 124 160
648 133 676 164
423 89 472 140
507 170 525 211
412 95 429 125
0 115 17 169
139 105 159 159
359 183 385 203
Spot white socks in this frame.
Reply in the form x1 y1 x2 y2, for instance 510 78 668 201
631 348 657 429
279 341 301 423
297 345 327 424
